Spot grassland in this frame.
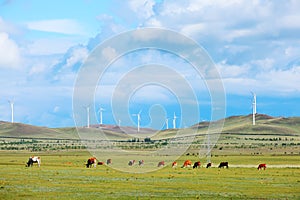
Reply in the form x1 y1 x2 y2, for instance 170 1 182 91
0 151 299 199
0 114 299 199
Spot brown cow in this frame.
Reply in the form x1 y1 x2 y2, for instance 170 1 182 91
257 163 266 170
172 161 178 168
182 160 192 168
157 161 165 167
97 161 104 165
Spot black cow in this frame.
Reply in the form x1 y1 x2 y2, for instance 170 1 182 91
218 162 229 168
138 160 144 166
128 160 135 166
86 157 97 168
106 159 112 165
193 161 201 168
206 163 212 168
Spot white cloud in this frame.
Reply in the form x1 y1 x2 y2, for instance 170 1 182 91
256 66 300 95
250 58 274 71
65 46 88 68
143 0 291 42
28 63 47 75
223 28 257 42
217 61 250 78
0 32 21 68
102 46 118 61
181 23 206 36
144 18 162 27
128 0 155 19
278 14 300 29
26 19 86 35
53 106 60 113
221 65 300 96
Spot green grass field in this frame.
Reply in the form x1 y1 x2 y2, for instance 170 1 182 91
0 151 299 199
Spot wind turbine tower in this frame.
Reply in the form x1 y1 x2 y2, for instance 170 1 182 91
165 118 169 129
252 92 257 125
133 110 142 133
84 106 90 128
99 107 105 125
173 112 177 129
8 100 14 123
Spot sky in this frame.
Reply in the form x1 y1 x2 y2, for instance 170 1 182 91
0 0 299 129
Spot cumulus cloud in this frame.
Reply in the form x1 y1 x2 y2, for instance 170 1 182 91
0 32 21 68
218 60 300 96
217 61 250 78
257 66 300 95
145 0 300 42
128 0 155 20
65 47 88 68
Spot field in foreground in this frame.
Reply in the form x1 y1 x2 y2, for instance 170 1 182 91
0 151 299 199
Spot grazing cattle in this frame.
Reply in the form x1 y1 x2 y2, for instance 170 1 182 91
218 162 229 168
98 161 104 165
106 159 112 165
138 160 144 166
128 160 135 166
172 162 178 168
206 163 212 168
26 156 41 167
157 161 165 167
257 163 267 170
182 160 192 168
193 161 201 169
86 157 97 168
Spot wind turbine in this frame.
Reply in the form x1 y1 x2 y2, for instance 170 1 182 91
118 119 121 127
132 110 142 133
8 100 14 123
165 118 169 130
251 92 257 125
84 105 90 128
99 107 105 125
173 112 177 129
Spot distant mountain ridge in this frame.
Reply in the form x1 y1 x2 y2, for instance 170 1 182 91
0 114 299 140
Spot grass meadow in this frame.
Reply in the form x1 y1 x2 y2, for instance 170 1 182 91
0 151 299 199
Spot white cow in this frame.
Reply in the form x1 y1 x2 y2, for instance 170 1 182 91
26 156 41 167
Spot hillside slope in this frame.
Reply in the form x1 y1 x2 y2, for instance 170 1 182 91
153 114 300 139
0 114 299 140
0 121 77 139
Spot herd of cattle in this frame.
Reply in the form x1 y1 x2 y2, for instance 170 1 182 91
26 156 266 170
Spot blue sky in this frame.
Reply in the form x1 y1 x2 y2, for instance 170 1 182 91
0 0 299 129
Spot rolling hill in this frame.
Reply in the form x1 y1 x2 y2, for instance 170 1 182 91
0 121 154 140
207 114 300 135
151 114 300 139
0 114 299 140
